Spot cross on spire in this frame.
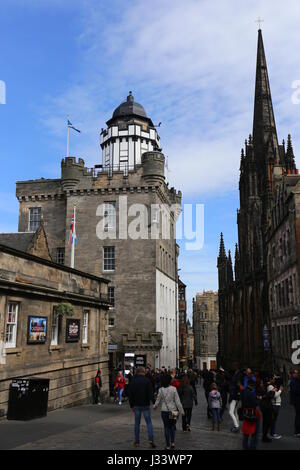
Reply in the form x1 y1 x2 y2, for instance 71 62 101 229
255 16 264 30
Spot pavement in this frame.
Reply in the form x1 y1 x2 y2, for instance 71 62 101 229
0 384 299 450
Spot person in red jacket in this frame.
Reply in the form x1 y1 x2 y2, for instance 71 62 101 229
114 371 126 405
170 369 181 389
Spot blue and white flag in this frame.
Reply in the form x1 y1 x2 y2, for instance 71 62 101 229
67 119 81 133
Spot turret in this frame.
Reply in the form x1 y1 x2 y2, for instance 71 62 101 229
61 157 85 191
142 151 165 185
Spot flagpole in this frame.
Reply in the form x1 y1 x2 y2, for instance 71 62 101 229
67 116 70 158
70 206 76 269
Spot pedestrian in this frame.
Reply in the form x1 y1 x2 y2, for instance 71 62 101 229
290 369 300 437
202 369 214 418
114 370 126 405
267 378 283 439
153 374 184 450
170 368 181 389
257 378 273 443
128 367 156 448
93 369 102 405
216 367 229 419
228 371 241 433
240 378 261 450
178 374 197 432
208 383 222 431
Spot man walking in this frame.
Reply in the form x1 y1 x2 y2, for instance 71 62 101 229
128 367 156 448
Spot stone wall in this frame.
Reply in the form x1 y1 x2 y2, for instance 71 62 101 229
0 246 109 415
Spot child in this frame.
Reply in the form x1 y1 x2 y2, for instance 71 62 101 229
208 383 222 431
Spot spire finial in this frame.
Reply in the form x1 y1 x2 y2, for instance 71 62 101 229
255 16 264 30
127 91 134 102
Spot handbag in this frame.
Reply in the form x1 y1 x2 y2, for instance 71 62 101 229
162 389 179 423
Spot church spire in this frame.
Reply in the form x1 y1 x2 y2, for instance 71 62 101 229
285 134 297 173
218 232 226 260
252 29 279 162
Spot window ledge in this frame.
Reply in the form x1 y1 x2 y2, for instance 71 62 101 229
5 348 22 356
49 345 64 352
81 343 90 349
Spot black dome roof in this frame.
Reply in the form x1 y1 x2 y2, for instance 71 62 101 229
112 91 148 119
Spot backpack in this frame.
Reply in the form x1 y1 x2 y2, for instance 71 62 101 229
243 407 257 423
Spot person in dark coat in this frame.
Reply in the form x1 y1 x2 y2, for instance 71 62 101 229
216 368 229 418
241 378 261 450
257 378 274 443
290 369 300 437
128 367 156 448
178 374 198 431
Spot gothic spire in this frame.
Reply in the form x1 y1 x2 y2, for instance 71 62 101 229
285 134 297 173
218 232 226 260
227 250 233 284
252 29 279 162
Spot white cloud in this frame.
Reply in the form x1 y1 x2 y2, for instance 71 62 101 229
40 0 300 197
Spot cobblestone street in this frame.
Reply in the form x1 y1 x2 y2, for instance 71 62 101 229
0 385 299 450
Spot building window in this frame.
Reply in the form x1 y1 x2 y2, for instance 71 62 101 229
5 302 18 348
103 247 115 271
29 207 42 231
109 317 115 328
56 247 65 265
82 311 89 344
108 286 115 306
104 202 116 231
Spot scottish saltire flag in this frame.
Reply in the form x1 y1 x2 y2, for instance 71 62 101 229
67 119 81 133
68 210 77 246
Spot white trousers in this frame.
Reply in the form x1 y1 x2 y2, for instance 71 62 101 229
229 400 239 428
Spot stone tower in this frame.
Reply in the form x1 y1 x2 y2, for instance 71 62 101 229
16 92 182 370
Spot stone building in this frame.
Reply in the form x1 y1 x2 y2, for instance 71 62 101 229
218 28 300 371
15 92 182 370
267 160 300 379
0 241 110 416
193 291 218 370
178 278 187 368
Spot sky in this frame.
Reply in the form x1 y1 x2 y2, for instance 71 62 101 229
1 0 300 318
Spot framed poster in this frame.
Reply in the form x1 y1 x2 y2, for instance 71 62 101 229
27 316 47 344
134 354 147 368
66 318 80 343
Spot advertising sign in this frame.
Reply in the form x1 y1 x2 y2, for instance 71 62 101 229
27 316 47 344
134 354 147 368
66 319 80 343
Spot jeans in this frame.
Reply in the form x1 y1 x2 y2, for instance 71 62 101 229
134 406 154 443
242 420 260 450
229 400 239 428
118 388 124 402
211 408 221 424
182 408 192 430
261 407 272 438
271 406 280 436
161 411 176 447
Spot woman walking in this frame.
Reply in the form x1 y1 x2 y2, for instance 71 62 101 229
114 370 126 405
228 371 241 432
178 374 197 432
208 383 222 431
154 374 184 450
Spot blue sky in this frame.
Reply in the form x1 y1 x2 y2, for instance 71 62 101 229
1 0 300 318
